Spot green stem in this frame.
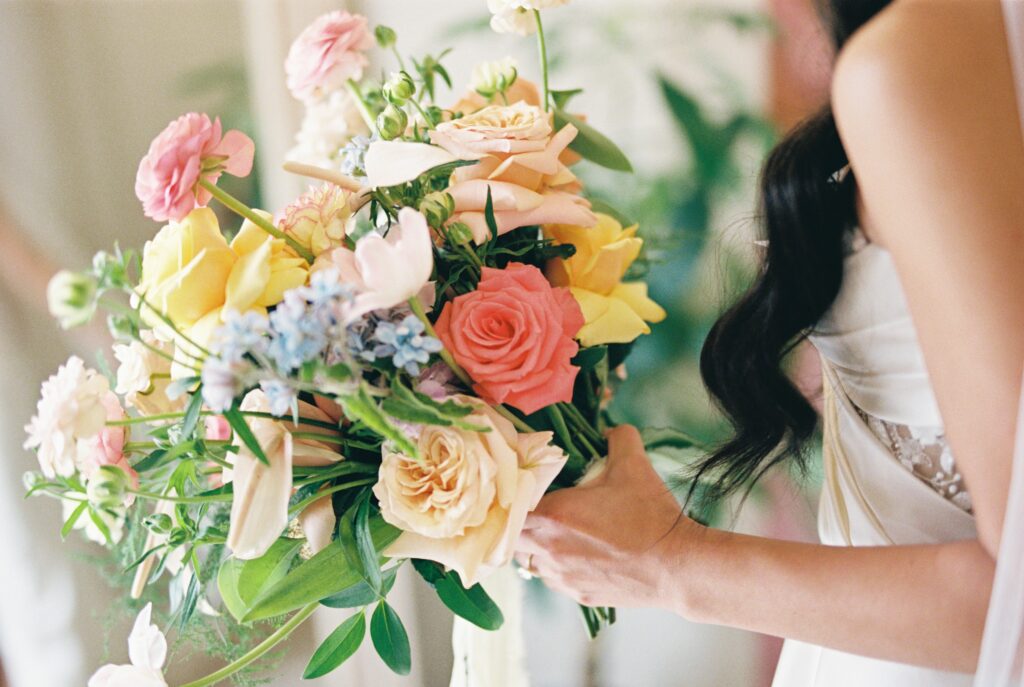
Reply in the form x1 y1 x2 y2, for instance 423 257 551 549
178 602 319 687
409 98 436 130
134 293 211 359
199 179 314 263
288 478 375 516
533 10 551 112
346 78 378 134
128 489 233 505
546 405 583 461
391 46 407 72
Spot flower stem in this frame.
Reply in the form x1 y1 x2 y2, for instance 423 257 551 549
178 602 319 687
546 405 583 461
409 98 436 131
127 489 233 504
346 78 378 134
288 478 375 516
533 10 551 112
198 179 314 263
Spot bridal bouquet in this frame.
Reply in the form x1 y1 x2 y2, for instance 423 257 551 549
25 2 682 684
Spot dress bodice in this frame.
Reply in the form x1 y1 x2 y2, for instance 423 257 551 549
808 231 971 512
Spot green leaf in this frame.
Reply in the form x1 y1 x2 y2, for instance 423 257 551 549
340 387 418 458
354 498 382 592
551 88 584 109
229 538 305 619
381 397 451 426
370 601 411 675
554 109 633 173
320 567 399 609
243 516 402 621
223 405 269 465
61 500 89 540
180 392 204 440
484 186 499 241
386 379 488 432
412 560 504 631
217 558 247 623
303 611 366 679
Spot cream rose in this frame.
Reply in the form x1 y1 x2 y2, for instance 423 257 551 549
113 331 187 417
374 398 567 586
430 102 596 244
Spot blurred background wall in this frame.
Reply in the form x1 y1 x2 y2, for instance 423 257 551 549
0 1 832 685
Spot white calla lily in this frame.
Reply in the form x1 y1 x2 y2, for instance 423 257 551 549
88 603 168 687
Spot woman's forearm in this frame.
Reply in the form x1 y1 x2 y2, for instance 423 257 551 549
671 526 995 672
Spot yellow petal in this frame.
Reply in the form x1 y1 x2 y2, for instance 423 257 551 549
257 258 309 308
225 237 272 313
571 288 651 347
611 282 667 323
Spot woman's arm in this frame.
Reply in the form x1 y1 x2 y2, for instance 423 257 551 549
518 0 1022 673
520 427 994 672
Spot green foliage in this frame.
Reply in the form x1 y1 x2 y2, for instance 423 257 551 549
554 109 633 172
412 559 504 631
340 385 418 458
303 611 366 679
219 538 304 623
224 405 269 465
370 601 412 675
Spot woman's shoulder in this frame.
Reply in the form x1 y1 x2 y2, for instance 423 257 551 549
832 0 1010 122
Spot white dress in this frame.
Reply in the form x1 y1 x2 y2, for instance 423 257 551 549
772 232 978 686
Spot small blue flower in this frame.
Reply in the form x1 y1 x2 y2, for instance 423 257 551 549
372 315 443 375
211 310 269 363
201 357 245 412
267 294 328 371
339 134 375 178
260 379 298 417
346 320 378 363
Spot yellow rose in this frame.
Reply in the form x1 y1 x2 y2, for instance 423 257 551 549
545 213 666 347
139 207 236 330
374 398 566 586
226 211 310 312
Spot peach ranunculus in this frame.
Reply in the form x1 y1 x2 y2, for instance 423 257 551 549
374 398 567 586
434 263 584 415
545 213 667 346
278 183 355 258
285 11 374 103
135 113 254 223
430 101 596 244
113 331 188 417
226 391 344 560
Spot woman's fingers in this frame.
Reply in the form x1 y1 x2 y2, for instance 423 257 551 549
605 424 651 480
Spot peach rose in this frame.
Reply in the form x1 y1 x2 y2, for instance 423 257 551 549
434 263 584 415
374 398 567 585
431 102 596 243
285 11 374 103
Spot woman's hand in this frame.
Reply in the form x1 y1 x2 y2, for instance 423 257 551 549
514 425 700 613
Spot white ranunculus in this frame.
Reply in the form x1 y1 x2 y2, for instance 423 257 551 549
374 398 567 586
488 0 570 35
88 603 168 687
24 356 110 479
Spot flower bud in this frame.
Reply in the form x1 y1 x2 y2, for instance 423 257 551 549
383 71 416 104
419 192 456 227
471 57 519 99
86 465 131 509
376 104 409 141
23 471 45 493
446 221 475 246
92 251 129 289
144 513 174 535
375 25 397 49
47 270 98 329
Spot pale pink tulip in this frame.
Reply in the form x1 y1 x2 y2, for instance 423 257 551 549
135 113 254 223
312 208 434 321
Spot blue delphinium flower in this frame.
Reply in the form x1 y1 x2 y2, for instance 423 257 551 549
267 292 329 372
211 310 269 363
373 315 443 375
201 357 246 412
260 379 298 417
346 319 378 363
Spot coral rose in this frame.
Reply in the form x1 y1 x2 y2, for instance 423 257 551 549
431 102 596 243
434 263 583 415
285 11 374 103
135 113 254 223
374 398 567 586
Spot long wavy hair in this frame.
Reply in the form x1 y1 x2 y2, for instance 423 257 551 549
694 0 893 501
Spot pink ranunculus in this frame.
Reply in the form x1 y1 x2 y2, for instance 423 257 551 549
135 113 254 223
204 415 232 442
434 263 584 415
78 391 139 502
285 11 374 103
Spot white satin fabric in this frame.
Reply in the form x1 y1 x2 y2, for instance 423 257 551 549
973 2 1024 685
772 239 977 686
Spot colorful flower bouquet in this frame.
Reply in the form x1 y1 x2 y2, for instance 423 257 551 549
25 3 690 685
